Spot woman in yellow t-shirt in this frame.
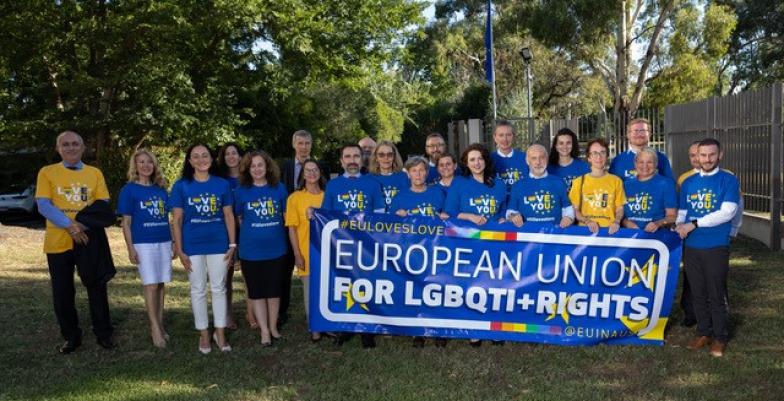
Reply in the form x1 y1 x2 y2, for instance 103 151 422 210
284 159 326 342
568 138 626 234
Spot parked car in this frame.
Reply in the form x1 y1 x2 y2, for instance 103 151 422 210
0 183 37 214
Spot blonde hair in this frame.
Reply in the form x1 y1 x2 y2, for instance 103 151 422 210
369 140 404 174
127 148 167 187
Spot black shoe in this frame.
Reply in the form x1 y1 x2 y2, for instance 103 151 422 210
97 337 116 350
469 340 482 348
491 340 505 346
360 334 376 349
412 336 425 348
59 339 81 354
434 338 448 348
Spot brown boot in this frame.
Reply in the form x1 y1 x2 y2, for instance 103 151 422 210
686 336 712 350
709 341 726 357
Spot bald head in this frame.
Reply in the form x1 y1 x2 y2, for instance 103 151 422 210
56 130 85 165
358 136 376 167
526 144 548 177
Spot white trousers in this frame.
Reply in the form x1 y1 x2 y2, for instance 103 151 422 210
188 254 228 330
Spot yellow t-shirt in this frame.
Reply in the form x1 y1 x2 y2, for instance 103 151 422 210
677 169 698 188
284 190 324 276
35 163 110 253
568 173 626 227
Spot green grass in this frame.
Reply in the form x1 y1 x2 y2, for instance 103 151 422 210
1 225 783 401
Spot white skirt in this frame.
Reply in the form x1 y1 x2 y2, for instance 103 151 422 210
133 241 173 285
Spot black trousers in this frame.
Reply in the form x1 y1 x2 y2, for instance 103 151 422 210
279 251 295 321
47 251 113 342
683 246 730 342
679 270 696 323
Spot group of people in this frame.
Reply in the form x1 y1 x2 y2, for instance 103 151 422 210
35 119 740 357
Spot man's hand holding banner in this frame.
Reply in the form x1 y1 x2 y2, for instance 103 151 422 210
309 210 682 346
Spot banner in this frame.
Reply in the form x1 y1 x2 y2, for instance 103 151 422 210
309 210 682 346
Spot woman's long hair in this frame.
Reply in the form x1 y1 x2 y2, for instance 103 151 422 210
296 159 327 191
460 143 496 186
127 148 167 188
216 142 244 178
368 140 404 174
180 143 218 181
239 150 281 187
549 128 581 166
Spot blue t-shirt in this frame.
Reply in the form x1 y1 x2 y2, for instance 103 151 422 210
169 176 233 256
369 172 410 212
225 176 240 190
491 149 530 190
609 149 674 182
389 186 445 217
444 176 507 219
680 170 740 248
234 183 288 261
623 175 677 226
322 174 385 213
426 162 463 185
116 182 171 244
548 159 590 192
507 174 571 223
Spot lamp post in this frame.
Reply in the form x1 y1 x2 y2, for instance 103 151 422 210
520 47 534 142
520 47 533 119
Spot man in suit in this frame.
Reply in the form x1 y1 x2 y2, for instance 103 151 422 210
281 130 331 194
279 129 330 325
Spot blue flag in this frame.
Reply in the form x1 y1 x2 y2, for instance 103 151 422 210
484 0 494 83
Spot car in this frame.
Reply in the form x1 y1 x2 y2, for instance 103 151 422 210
0 183 37 214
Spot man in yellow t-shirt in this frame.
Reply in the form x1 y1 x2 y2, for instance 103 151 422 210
677 141 701 188
35 131 114 354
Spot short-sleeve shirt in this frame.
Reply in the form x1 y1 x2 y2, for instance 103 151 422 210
508 174 571 223
234 183 288 261
369 172 410 212
568 173 626 227
491 149 530 190
548 159 590 192
117 182 171 244
680 170 740 248
389 186 445 217
444 176 507 219
623 175 677 226
35 163 110 253
285 190 325 276
169 176 233 256
321 175 385 213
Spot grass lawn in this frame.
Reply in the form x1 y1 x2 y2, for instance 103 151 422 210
1 223 783 401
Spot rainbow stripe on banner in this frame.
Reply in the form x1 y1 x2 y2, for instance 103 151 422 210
444 226 519 241
490 322 562 335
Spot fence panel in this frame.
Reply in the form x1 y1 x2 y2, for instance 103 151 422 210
666 83 783 249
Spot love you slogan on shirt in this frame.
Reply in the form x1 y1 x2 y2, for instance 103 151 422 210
309 210 682 345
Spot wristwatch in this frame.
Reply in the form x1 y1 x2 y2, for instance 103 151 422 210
690 219 698 228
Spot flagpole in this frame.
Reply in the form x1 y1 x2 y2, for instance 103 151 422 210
486 0 497 120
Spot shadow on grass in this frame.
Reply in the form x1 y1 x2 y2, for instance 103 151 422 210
2 238 784 401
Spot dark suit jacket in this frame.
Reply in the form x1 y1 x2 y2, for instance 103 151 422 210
74 200 116 287
281 158 331 194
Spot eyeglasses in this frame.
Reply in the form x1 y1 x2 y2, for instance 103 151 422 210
426 144 445 149
631 129 649 133
588 151 608 157
377 152 395 158
303 168 320 174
